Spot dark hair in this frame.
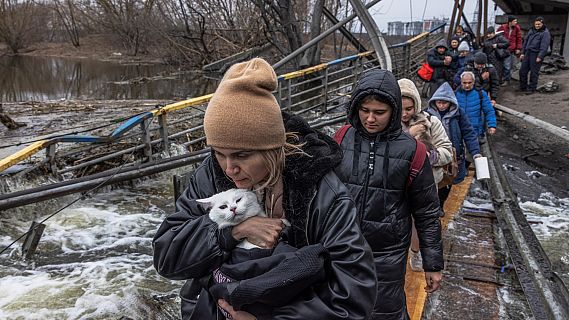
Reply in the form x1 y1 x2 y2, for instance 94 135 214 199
535 16 544 22
360 94 392 108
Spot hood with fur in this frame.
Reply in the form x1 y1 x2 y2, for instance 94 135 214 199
398 78 422 114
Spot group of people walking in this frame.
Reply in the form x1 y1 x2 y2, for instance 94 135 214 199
150 53 502 319
428 15 551 100
149 15 551 320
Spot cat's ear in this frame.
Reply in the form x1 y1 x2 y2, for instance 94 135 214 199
195 196 214 210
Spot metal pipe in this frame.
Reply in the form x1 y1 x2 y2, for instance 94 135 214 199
272 0 382 70
0 150 210 211
448 0 460 42
347 0 391 70
495 104 569 143
483 137 569 319
321 6 373 61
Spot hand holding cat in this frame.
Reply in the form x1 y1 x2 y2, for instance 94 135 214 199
409 123 427 137
218 299 257 320
232 216 285 248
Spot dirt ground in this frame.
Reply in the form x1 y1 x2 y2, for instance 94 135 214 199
501 68 569 128
493 67 569 199
1 35 164 65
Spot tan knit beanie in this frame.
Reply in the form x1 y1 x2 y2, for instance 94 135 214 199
204 58 285 150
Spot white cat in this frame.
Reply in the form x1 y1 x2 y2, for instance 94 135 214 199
196 188 269 250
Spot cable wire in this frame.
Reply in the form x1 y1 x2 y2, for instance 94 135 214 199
0 105 164 256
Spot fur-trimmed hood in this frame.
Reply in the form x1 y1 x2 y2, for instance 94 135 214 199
211 111 342 246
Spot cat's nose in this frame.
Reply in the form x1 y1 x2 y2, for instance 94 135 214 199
230 207 236 214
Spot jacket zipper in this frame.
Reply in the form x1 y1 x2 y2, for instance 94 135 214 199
359 140 375 217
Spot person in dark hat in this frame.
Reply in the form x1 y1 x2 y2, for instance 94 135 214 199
454 25 478 50
153 58 377 320
454 52 500 106
497 15 523 85
481 26 510 84
426 39 457 97
520 16 551 94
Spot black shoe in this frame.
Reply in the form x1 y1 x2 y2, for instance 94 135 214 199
517 87 527 92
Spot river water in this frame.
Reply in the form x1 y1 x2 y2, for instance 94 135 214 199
0 56 216 101
1 56 568 319
0 169 185 319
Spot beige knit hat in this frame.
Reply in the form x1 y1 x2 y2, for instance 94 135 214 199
204 58 285 150
397 78 422 113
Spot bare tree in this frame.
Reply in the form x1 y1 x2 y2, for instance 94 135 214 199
303 0 325 66
52 0 81 47
154 0 267 66
0 0 43 54
253 0 304 65
80 0 157 56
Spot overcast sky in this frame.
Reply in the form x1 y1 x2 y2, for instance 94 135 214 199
369 0 504 32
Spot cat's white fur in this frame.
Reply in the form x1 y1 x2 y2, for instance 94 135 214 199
197 188 290 249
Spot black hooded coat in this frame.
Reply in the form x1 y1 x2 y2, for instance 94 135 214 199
334 69 444 320
153 112 377 320
426 39 457 82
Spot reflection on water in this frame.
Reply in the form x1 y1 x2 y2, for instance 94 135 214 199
0 56 216 101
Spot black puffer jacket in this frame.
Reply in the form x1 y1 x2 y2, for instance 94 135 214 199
426 39 457 82
334 69 444 318
153 112 377 320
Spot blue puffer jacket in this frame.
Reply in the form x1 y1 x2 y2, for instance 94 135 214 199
455 87 496 137
426 83 480 183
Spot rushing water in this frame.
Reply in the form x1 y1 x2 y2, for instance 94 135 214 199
0 56 216 101
0 171 185 319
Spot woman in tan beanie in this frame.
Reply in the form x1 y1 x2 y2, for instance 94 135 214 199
153 58 376 320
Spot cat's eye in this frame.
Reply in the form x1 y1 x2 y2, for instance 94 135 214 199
236 198 241 203
219 205 227 209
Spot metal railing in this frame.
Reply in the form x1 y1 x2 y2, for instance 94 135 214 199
389 23 447 79
0 24 447 196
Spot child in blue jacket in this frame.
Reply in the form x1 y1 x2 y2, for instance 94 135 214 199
425 82 481 207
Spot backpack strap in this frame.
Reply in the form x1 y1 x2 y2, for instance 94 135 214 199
407 139 427 189
333 124 352 145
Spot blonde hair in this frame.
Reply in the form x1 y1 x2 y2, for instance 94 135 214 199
257 132 307 190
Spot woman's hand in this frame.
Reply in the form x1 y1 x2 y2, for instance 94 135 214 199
218 300 256 320
424 271 442 293
232 216 285 248
409 124 426 137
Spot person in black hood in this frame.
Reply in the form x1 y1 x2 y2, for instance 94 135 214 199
426 39 457 96
153 58 377 320
334 69 444 320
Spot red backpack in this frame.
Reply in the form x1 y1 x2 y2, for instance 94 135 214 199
333 124 427 189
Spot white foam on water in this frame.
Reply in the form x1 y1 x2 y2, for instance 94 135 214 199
525 170 547 179
0 178 180 319
520 193 569 239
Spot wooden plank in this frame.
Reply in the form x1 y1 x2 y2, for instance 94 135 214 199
406 173 475 319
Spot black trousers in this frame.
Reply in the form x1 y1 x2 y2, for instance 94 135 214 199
438 185 452 208
519 51 542 91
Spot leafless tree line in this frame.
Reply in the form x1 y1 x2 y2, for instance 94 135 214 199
0 0 360 67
